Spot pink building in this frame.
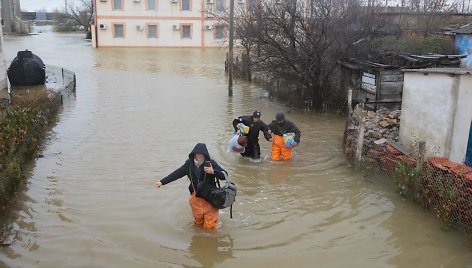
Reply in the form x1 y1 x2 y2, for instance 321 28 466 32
91 0 239 48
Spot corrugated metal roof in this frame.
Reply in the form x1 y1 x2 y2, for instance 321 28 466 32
339 54 466 71
403 68 472 75
452 23 472 34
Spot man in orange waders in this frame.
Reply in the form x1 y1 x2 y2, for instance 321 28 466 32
268 112 301 161
155 143 227 229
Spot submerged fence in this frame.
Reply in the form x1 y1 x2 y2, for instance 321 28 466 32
45 64 76 103
345 101 472 235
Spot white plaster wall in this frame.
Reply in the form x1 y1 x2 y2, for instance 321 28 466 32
399 72 456 157
91 25 97 48
0 48 7 91
450 75 472 163
95 0 229 47
0 6 8 93
97 18 206 47
203 21 227 47
96 0 203 17
400 70 472 163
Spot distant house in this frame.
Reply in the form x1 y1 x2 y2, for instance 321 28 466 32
400 68 472 166
21 11 56 21
452 24 472 69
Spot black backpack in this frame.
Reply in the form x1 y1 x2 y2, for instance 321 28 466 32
193 170 237 218
209 176 237 210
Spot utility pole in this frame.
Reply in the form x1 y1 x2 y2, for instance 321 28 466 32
65 0 68 13
228 0 235 97
310 0 314 19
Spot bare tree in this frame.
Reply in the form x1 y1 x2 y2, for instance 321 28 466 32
222 0 389 109
67 0 94 30
54 0 93 33
406 0 459 36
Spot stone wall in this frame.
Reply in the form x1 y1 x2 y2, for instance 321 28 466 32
344 104 401 161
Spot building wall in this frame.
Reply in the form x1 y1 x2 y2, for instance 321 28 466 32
399 69 472 163
1 0 30 34
1 0 14 32
95 0 232 47
0 2 9 95
450 74 472 163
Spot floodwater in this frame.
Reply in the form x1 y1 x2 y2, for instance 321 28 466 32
1 26 472 268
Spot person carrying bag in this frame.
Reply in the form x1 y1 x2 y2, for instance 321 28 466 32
154 143 235 229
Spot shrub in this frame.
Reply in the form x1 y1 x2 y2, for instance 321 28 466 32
371 36 454 55
0 92 59 212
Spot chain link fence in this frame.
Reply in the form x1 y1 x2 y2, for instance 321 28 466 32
344 102 472 235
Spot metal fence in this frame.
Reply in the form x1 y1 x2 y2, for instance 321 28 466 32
345 102 472 235
45 64 76 104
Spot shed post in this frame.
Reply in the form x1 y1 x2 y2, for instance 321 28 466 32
355 102 367 171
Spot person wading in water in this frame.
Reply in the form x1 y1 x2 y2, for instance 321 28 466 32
154 143 227 229
268 112 301 161
232 110 272 159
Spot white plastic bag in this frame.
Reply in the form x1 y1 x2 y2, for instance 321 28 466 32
227 135 245 153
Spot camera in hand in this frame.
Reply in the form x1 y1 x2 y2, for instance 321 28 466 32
204 161 212 167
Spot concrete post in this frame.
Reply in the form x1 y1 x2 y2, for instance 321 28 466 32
355 102 367 170
416 141 426 173
343 89 353 153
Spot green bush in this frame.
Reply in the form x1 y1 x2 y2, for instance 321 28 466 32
0 93 59 212
371 37 454 55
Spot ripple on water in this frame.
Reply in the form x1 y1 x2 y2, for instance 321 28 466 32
2 28 472 268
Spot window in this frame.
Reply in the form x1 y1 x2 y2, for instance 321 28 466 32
148 25 158 38
114 24 124 38
182 0 190 11
182 25 191 38
113 0 123 10
215 25 224 39
216 0 224 11
147 0 156 10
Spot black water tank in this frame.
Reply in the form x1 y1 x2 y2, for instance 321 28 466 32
7 50 46 86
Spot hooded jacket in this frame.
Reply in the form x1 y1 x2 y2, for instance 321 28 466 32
160 143 227 193
232 115 271 142
268 119 301 143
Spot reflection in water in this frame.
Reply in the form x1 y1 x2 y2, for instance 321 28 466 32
0 26 471 268
186 231 234 268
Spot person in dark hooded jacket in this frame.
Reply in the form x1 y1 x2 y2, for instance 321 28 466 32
232 110 272 159
155 143 227 229
268 112 301 161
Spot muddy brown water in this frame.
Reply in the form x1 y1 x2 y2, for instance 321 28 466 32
1 26 471 267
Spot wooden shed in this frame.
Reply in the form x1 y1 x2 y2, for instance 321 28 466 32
339 54 465 111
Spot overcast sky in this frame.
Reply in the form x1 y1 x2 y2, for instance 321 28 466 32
20 0 77 12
